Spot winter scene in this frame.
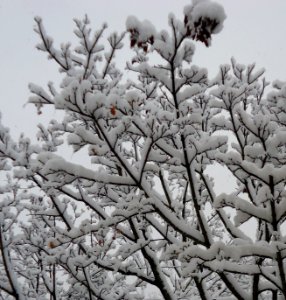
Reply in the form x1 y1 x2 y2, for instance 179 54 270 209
1 0 286 299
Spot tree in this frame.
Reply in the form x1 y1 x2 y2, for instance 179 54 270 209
1 0 286 299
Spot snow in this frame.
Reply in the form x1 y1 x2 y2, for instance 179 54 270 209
2 1 286 298
188 1 226 34
38 152 136 186
126 16 156 42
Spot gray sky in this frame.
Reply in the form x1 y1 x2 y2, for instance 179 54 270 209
0 1 283 285
1 0 286 137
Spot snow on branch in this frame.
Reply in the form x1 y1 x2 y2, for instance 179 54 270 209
2 1 286 299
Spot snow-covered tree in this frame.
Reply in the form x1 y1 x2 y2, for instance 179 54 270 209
1 1 286 299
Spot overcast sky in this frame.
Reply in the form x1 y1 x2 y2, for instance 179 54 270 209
1 0 286 138
0 1 284 280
